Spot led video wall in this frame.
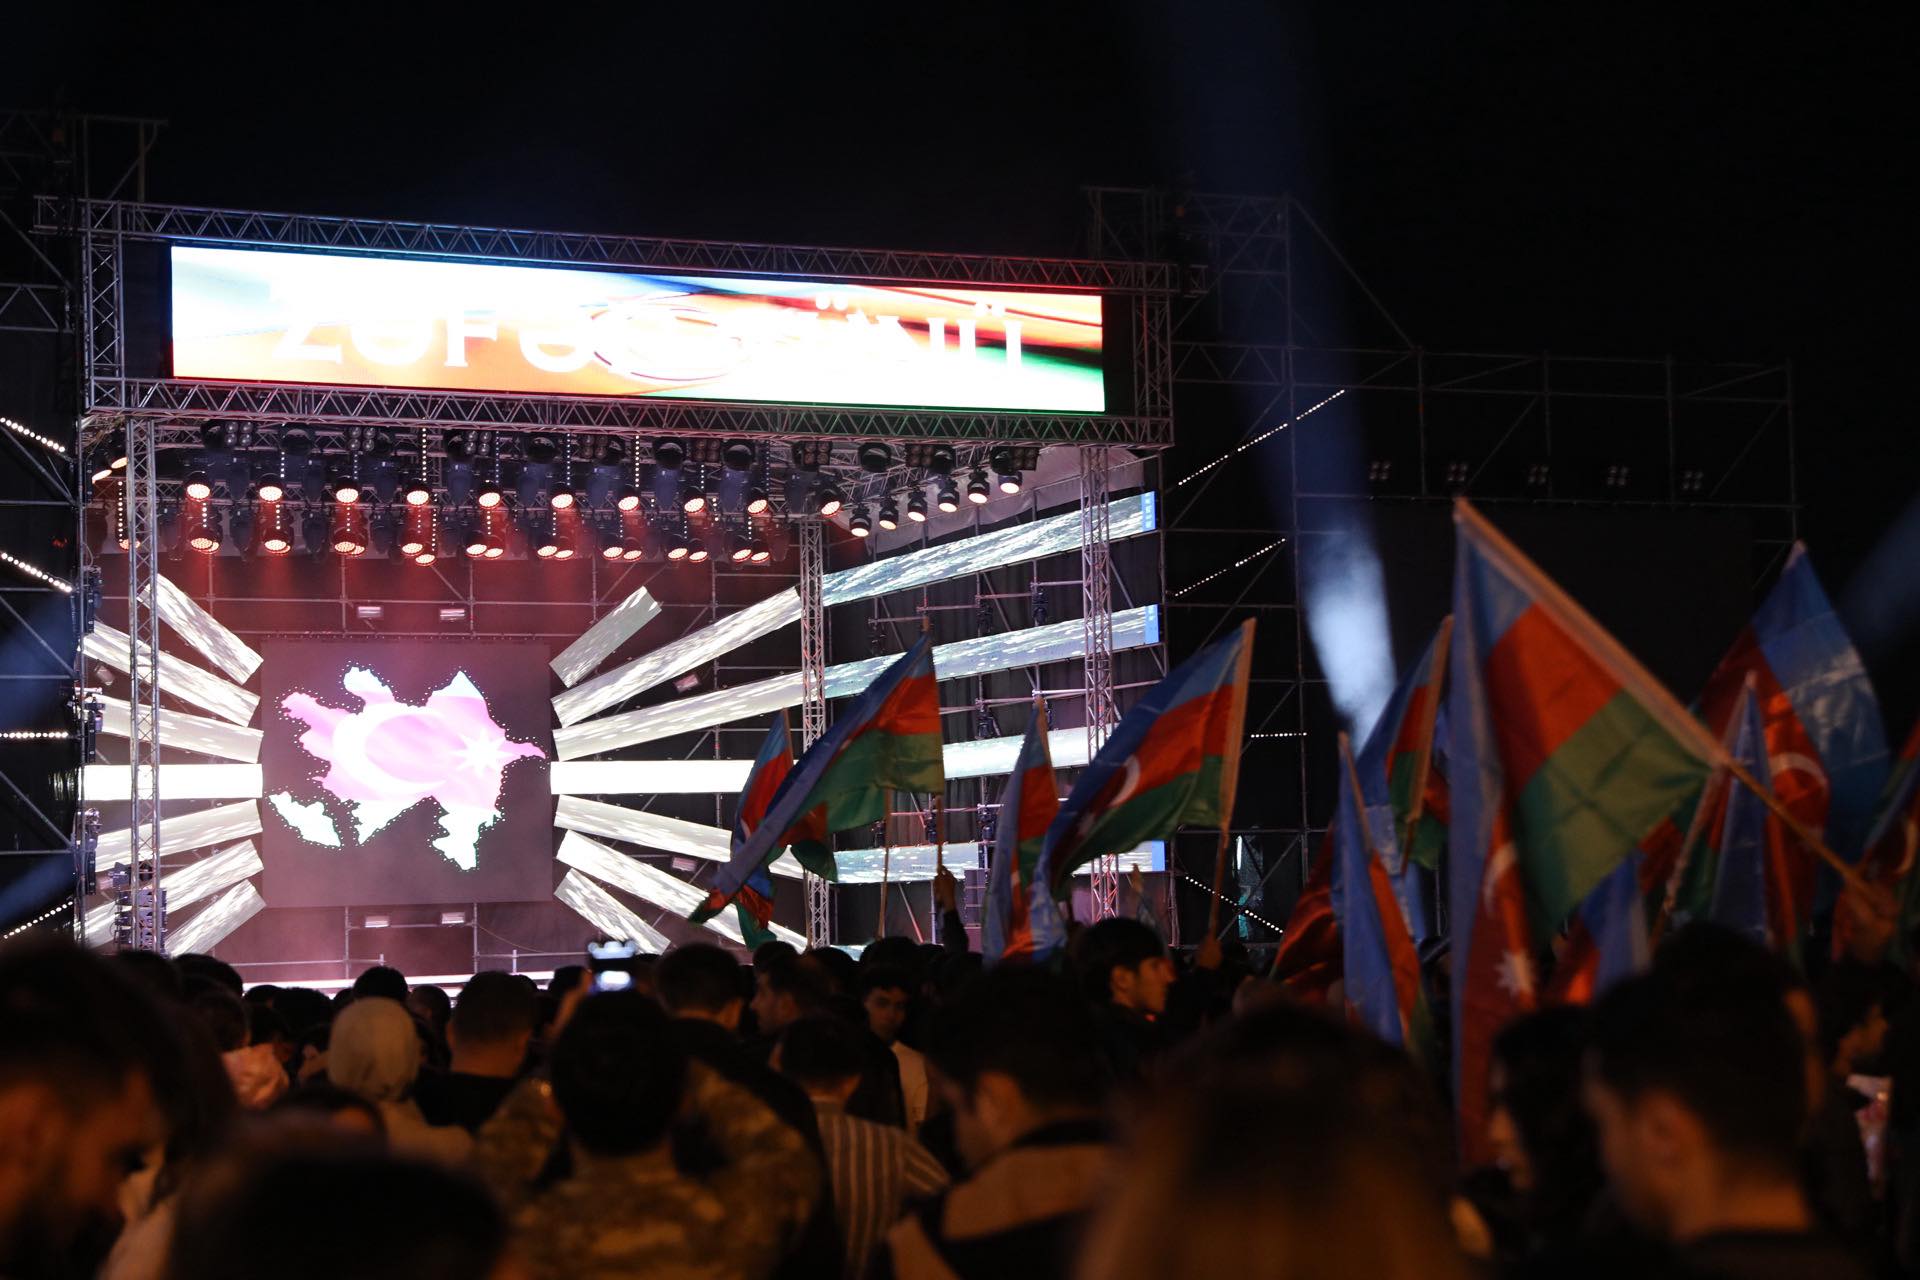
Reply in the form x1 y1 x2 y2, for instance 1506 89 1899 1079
170 246 1105 412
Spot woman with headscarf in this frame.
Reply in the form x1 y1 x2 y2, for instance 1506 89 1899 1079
326 997 473 1164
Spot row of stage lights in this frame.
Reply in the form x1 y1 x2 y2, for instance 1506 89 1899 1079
94 429 1034 563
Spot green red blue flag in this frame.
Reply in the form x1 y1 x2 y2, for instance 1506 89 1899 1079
1706 682 1798 951
1270 833 1340 1004
1697 545 1890 872
1449 499 1718 1161
1040 619 1255 899
1332 734 1431 1062
690 712 826 933
983 700 1066 965
1355 619 1451 943
725 633 946 887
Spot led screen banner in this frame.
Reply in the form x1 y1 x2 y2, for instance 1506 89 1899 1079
170 246 1105 412
260 640 553 907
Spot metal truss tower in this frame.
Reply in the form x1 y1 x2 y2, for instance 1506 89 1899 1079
1086 187 1799 941
797 516 831 947
1079 445 1119 920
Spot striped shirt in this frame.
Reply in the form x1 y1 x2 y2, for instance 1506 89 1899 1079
812 1099 951 1280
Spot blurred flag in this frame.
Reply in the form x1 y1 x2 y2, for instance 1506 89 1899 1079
1707 681 1798 954
1039 619 1255 898
1449 499 1717 1161
690 712 825 932
1354 619 1451 943
1332 734 1431 1063
983 700 1066 965
1867 723 1920 964
1697 544 1890 870
1270 834 1340 1004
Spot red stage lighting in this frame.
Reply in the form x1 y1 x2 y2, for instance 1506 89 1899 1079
616 486 641 512
334 483 361 504
550 484 575 511
465 535 489 557
185 472 212 501
257 480 285 503
413 550 437 566
404 482 431 506
262 534 290 554
601 543 622 560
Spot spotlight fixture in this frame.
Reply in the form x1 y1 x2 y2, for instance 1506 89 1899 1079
729 535 753 562
990 447 1022 494
483 537 505 560
601 541 624 561
399 534 425 556
850 509 872 538
877 497 899 531
681 480 706 514
815 482 845 518
187 518 218 553
686 538 709 564
404 476 431 506
412 550 437 566
616 484 641 512
722 439 756 472
907 490 928 523
936 479 960 513
858 442 894 473
748 540 770 564
185 471 212 501
476 473 503 509
553 532 577 561
262 531 290 554
333 475 361 504
745 485 770 516
666 540 689 562
926 442 958 473
534 526 559 558
653 438 687 470
966 468 991 504
257 478 285 503
525 433 560 464
464 529 489 557
549 483 575 511
621 538 646 562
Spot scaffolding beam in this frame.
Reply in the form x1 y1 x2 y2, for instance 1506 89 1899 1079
797 516 831 947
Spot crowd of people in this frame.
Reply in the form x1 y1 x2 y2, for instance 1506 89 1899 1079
4 869 1920 1279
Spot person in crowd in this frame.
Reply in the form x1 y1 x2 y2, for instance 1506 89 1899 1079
274 1082 386 1138
247 1003 295 1075
174 953 243 997
271 985 334 1041
476 989 820 1280
326 996 473 1163
1801 963 1894 1250
879 968 1109 1280
657 943 845 1280
189 981 287 1110
407 983 453 1041
754 949 832 1041
352 964 410 1003
1585 926 1872 1278
0 940 165 1278
162 1136 514 1280
1475 1006 1618 1268
1076 1076 1474 1280
777 1017 948 1279
864 965 930 1131
414 971 537 1132
547 963 585 995
1075 917 1175 1085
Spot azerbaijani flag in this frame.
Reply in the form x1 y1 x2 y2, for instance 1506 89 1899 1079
1867 722 1920 964
1270 832 1340 1004
1040 619 1255 898
1449 499 1719 1161
689 712 825 933
1332 734 1430 1062
725 634 946 884
1706 681 1799 952
1355 620 1452 943
983 700 1066 966
1697 545 1890 870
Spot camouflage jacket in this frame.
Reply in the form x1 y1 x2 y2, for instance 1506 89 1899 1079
475 1064 821 1280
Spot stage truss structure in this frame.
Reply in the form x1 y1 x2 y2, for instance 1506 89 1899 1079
21 187 1178 954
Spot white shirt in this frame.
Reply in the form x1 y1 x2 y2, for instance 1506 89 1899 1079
892 1039 929 1132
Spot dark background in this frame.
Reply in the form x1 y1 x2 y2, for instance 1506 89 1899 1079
9 2 1911 719
259 640 552 908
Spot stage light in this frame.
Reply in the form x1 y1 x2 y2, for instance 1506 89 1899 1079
926 443 958 473
850 509 872 538
616 484 641 512
602 541 623 561
332 532 360 555
442 430 471 461
749 540 770 564
666 541 689 562
550 483 575 511
257 478 285 503
262 533 290 554
399 534 425 556
858 442 894 473
110 451 128 471
200 422 228 450
622 542 646 562
990 447 1022 494
333 477 361 504
186 505 219 553
185 471 212 501
526 433 560 464
281 426 312 457
652 438 686 470
877 497 899 531
907 490 928 523
745 486 769 516
476 473 503 508
465 532 489 557
535 534 558 559
816 482 845 517
404 477 431 505
483 539 505 559
936 479 960 513
967 468 991 504
413 550 436 566
686 538 709 564
723 439 755 472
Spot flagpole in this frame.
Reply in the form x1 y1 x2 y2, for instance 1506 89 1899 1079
877 790 892 940
1206 619 1259 939
1455 498 1865 894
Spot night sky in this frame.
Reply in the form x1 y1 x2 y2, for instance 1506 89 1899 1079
15 2 1914 711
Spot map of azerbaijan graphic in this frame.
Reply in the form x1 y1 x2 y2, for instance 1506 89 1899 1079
271 667 545 870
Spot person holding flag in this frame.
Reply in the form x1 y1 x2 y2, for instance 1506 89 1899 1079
983 697 1066 966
